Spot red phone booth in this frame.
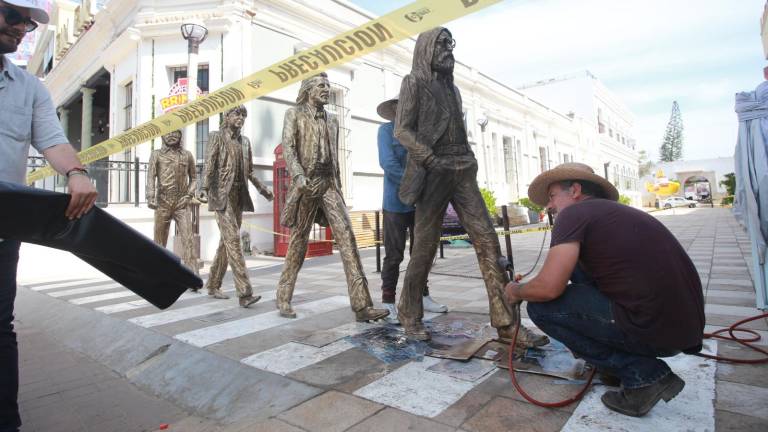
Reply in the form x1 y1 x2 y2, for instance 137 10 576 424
273 144 333 257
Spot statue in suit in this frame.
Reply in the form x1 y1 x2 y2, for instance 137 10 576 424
199 105 273 308
146 129 197 277
276 73 388 322
395 28 549 348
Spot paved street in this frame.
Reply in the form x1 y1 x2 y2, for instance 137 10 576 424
13 207 768 431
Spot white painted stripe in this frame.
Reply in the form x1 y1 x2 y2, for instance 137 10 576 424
49 283 122 297
69 290 137 305
242 339 356 375
30 278 109 291
354 356 494 418
175 296 349 347
706 290 755 299
562 340 717 432
128 289 304 328
95 287 225 314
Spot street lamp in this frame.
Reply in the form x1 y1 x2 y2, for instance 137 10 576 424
477 116 489 186
180 20 208 162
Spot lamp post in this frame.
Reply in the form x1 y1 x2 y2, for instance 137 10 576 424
477 116 489 187
180 20 208 162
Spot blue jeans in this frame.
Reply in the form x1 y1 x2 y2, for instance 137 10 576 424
0 240 20 432
527 280 676 389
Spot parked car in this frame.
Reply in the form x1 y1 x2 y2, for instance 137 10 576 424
660 196 696 209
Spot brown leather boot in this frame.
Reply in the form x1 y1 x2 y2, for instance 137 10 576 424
496 324 550 348
277 302 297 318
601 372 685 417
208 289 229 299
239 295 261 308
355 306 389 322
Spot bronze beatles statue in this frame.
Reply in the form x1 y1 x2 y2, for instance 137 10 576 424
199 105 274 308
146 130 198 278
276 73 388 322
395 28 549 347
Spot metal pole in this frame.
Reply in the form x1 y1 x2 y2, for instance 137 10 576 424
134 156 140 207
501 205 514 273
439 238 445 259
375 210 381 273
186 38 199 162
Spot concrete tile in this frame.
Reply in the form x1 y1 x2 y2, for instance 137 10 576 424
347 407 455 432
706 304 763 318
717 362 768 388
278 391 384 432
716 381 768 421
224 418 303 432
462 396 571 432
714 409 768 432
435 390 494 428
290 346 390 390
474 370 582 414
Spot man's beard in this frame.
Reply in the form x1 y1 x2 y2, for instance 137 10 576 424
432 53 455 75
0 28 23 55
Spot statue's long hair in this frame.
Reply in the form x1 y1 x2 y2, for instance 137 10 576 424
220 104 247 128
296 72 329 105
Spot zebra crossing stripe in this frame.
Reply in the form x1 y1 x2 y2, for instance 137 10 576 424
175 296 350 347
69 290 137 305
48 283 122 297
127 289 305 328
241 339 356 375
354 356 495 418
30 278 109 291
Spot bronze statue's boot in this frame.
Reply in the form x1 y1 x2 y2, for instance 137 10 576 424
355 307 389 323
496 324 550 348
208 289 229 300
601 372 685 417
400 317 431 341
277 302 297 318
239 295 261 308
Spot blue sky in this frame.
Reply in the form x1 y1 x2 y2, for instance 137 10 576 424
350 0 765 162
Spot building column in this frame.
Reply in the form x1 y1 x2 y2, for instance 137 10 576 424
80 87 96 151
57 107 69 139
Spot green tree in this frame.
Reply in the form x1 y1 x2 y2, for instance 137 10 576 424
479 187 498 220
619 194 632 205
517 197 543 213
638 149 654 178
719 172 735 205
659 101 684 162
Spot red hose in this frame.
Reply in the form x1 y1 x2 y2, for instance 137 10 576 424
695 312 768 364
506 313 768 407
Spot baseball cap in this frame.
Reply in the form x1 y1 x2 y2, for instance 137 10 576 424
3 0 49 24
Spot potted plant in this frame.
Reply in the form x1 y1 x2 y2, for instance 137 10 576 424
518 197 544 224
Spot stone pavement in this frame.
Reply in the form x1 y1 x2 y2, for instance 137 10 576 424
12 207 768 431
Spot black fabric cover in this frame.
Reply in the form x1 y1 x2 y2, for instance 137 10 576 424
0 181 202 309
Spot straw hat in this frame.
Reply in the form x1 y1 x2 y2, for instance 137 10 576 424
527 162 619 207
376 97 398 121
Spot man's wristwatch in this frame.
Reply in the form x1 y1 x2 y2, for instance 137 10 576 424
65 167 89 178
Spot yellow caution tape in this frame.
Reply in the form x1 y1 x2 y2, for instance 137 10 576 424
27 0 503 184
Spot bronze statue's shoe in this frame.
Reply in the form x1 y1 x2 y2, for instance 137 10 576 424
208 290 229 300
496 325 550 348
239 295 261 308
278 302 297 319
189 287 200 293
401 319 431 341
355 307 389 322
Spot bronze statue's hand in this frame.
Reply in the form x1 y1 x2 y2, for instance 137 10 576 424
197 189 209 203
424 155 439 171
147 200 157 210
262 189 274 202
294 174 308 192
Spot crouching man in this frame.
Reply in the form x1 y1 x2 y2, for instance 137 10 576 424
504 162 704 417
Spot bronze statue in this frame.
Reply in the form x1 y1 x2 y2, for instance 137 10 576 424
199 105 274 308
276 73 388 322
395 27 549 347
146 130 198 278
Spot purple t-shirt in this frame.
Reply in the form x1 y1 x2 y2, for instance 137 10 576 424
551 199 704 351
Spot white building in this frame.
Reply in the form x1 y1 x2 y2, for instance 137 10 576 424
520 71 641 204
28 0 641 258
639 157 735 207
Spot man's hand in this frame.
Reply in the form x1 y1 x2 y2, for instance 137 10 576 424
197 189 209 203
504 282 524 305
65 175 98 220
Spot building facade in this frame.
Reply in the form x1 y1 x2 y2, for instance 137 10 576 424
27 0 641 258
